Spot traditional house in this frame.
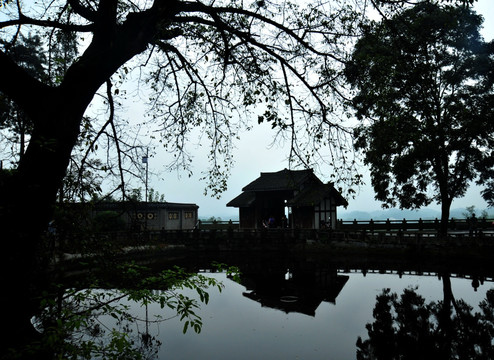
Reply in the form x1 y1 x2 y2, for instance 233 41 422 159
93 201 199 231
227 169 347 229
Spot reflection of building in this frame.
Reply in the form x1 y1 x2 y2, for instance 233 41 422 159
227 169 347 229
94 201 198 231
241 266 349 316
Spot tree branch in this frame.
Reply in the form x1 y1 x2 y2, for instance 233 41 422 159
67 0 98 22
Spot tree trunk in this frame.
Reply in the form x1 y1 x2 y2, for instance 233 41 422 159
0 93 85 358
439 197 452 236
0 6 170 357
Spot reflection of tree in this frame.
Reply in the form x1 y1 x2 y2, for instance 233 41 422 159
24 264 226 360
357 279 494 359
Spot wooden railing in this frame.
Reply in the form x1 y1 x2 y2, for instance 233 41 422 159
58 224 494 258
337 218 494 232
58 218 494 253
196 220 240 230
196 218 494 232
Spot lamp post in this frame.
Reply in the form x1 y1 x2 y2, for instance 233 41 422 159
142 149 149 231
142 149 149 202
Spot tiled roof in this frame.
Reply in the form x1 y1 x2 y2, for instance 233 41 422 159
95 201 198 211
242 169 320 191
226 191 256 207
227 169 348 208
287 183 348 207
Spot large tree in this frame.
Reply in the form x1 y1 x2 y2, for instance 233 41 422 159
345 2 494 234
0 0 362 356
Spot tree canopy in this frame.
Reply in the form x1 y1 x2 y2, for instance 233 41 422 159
0 0 360 202
345 2 494 232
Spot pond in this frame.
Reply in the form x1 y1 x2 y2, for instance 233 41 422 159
91 253 494 359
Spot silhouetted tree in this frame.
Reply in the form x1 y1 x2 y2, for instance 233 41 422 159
345 3 494 234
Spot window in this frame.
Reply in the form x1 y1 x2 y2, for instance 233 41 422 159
168 212 179 220
184 211 194 219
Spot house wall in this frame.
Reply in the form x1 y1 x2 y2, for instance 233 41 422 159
254 191 292 228
160 208 197 230
313 197 337 229
119 205 198 231
131 210 163 230
290 197 339 230
292 206 314 229
239 207 256 228
331 206 338 229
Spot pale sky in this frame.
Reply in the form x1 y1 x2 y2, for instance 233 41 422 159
129 0 494 219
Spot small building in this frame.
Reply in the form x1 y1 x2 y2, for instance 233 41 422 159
227 169 347 229
93 201 199 231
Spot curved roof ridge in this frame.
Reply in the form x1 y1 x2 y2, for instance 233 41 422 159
242 168 318 191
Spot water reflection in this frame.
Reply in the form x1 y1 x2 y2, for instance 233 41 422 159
240 265 349 316
58 255 494 359
148 256 494 359
357 283 494 359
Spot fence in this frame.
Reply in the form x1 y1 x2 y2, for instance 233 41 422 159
337 218 494 232
196 219 240 230
196 218 494 232
75 226 494 253
59 217 494 255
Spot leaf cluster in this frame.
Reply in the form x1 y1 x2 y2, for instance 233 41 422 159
346 2 494 211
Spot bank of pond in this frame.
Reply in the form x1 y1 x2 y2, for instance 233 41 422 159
55 226 494 268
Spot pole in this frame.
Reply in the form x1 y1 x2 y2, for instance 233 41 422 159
142 149 149 231
145 148 149 203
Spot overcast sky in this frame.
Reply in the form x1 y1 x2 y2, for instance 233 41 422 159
128 0 493 219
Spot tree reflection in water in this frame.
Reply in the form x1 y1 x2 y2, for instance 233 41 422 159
356 274 494 360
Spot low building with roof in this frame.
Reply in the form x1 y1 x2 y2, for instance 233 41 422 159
227 169 347 229
92 201 199 231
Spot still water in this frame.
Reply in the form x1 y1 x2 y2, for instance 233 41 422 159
102 256 494 360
